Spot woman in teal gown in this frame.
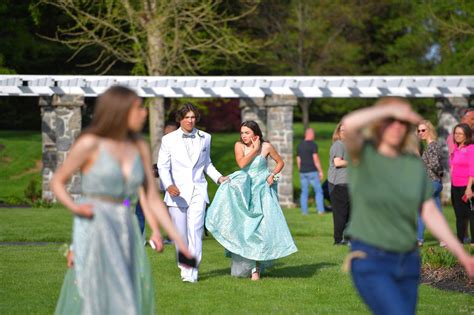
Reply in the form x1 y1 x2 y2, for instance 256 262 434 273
205 121 297 280
51 86 192 314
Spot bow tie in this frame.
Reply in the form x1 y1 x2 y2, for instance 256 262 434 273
182 134 195 139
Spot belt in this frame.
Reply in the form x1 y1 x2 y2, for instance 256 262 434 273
83 194 125 204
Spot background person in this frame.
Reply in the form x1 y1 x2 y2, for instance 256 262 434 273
342 97 474 315
416 120 444 247
449 123 474 245
205 121 297 281
328 122 350 245
297 128 325 215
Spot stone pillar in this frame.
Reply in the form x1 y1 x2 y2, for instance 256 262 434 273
436 97 470 204
240 98 267 137
39 95 84 201
39 96 57 201
265 95 297 207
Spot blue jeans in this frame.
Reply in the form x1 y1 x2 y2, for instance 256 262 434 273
299 171 325 214
350 240 420 315
417 180 443 242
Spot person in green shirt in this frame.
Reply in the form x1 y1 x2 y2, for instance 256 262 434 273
342 97 474 315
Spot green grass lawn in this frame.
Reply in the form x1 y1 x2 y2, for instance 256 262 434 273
0 131 42 203
1 127 473 314
0 206 472 314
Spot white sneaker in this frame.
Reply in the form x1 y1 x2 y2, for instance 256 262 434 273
182 277 197 283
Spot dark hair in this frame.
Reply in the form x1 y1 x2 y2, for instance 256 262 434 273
453 123 473 146
240 120 265 143
165 120 178 128
82 85 141 141
175 103 200 122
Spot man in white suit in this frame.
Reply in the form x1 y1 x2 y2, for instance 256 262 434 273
158 103 227 283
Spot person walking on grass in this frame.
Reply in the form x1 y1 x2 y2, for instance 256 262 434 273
328 122 350 245
205 120 297 281
297 128 325 215
342 97 474 315
157 103 228 283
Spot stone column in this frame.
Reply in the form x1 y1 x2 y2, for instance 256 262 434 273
240 98 267 137
436 96 470 204
39 96 57 201
265 95 297 207
39 95 84 201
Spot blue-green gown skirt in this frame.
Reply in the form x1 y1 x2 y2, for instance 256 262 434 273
54 199 154 315
205 156 297 276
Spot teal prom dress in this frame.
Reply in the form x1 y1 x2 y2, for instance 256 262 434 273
205 155 297 277
55 146 155 315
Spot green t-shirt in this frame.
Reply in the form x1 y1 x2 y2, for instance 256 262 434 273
346 142 433 252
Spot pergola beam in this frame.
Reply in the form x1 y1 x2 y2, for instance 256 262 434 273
0 75 472 98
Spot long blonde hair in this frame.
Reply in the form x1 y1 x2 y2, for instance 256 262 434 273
418 119 437 141
332 122 343 142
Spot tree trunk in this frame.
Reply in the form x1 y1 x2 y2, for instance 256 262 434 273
144 3 165 163
299 98 310 131
148 98 165 163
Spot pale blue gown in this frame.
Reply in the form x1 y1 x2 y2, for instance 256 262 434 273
205 154 297 277
55 147 154 315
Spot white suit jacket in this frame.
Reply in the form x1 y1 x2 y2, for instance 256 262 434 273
157 128 222 207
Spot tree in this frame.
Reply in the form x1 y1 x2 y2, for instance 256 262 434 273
251 0 371 130
32 0 258 160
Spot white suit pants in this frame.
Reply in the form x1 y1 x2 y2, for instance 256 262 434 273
169 193 206 282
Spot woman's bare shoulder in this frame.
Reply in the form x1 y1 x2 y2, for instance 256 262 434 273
74 134 100 152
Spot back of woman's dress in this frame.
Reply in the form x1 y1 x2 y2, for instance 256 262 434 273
55 146 154 315
205 154 297 276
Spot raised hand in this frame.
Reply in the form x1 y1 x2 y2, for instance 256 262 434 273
388 102 422 125
250 135 261 151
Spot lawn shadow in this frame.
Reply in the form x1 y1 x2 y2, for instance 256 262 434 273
198 267 230 281
266 262 335 278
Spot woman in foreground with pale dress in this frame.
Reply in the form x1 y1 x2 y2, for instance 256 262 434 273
51 86 192 314
205 121 297 281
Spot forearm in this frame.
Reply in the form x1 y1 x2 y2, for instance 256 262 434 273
313 157 323 173
271 160 284 175
236 149 258 168
343 105 390 133
147 190 187 250
334 159 348 168
51 175 78 213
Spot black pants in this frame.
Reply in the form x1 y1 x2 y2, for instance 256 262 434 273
329 183 351 243
451 185 474 244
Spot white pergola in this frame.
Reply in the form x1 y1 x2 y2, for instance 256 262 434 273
1 75 472 206
0 75 473 98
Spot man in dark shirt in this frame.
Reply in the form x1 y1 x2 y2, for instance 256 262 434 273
297 128 325 215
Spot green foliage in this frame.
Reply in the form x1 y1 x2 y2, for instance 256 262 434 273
421 246 459 269
0 130 42 202
24 179 41 203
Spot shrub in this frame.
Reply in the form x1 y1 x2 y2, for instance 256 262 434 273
24 179 41 203
421 247 458 269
